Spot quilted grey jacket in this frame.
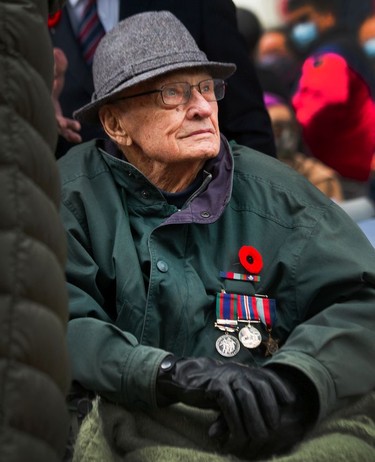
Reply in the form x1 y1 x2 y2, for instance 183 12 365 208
0 0 70 460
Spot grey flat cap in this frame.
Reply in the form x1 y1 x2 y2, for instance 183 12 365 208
74 10 236 124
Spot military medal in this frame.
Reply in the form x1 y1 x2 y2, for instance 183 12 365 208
263 328 279 356
214 319 240 357
236 292 273 351
238 324 262 348
247 295 279 357
216 332 241 357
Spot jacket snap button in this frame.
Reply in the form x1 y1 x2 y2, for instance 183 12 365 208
200 211 211 218
141 190 150 199
157 260 169 272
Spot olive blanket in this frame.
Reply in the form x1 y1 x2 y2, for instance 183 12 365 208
72 391 375 462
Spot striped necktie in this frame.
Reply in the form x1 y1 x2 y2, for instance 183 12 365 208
78 0 105 65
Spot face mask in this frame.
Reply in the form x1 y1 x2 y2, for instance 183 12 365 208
290 21 318 50
363 38 375 58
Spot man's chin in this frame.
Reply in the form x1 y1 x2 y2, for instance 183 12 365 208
184 139 220 158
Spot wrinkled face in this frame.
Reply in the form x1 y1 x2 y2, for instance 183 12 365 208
106 70 221 166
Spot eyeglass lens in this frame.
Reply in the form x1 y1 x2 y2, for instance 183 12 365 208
161 79 225 105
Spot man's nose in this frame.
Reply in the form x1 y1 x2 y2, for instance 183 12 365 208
187 88 214 114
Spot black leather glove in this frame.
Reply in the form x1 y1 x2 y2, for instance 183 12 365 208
156 355 224 409
209 365 317 455
156 356 309 446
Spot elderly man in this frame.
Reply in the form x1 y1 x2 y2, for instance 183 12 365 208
59 10 375 461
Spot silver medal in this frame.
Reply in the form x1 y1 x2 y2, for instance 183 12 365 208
216 333 240 357
238 325 262 349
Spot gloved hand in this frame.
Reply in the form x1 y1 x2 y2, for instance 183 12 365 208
156 356 310 447
156 355 224 409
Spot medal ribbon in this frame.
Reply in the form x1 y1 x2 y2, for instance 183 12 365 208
219 271 261 282
216 292 276 328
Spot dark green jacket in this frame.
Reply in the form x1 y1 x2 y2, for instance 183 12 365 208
59 136 375 423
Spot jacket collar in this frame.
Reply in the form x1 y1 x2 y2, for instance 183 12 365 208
98 134 233 224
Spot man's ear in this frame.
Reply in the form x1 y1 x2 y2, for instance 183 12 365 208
99 105 132 146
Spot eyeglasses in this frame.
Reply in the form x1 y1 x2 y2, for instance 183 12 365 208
116 78 226 106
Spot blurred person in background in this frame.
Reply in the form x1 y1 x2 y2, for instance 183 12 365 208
255 26 301 95
283 0 375 200
264 92 344 202
235 7 301 106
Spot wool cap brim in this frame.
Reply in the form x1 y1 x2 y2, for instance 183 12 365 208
73 11 236 125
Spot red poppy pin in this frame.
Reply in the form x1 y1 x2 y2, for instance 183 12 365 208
48 9 62 28
238 245 263 274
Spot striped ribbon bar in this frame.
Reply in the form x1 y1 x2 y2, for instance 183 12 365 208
220 271 260 282
216 292 276 328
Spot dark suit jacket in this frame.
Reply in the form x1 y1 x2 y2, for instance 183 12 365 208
50 0 275 158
